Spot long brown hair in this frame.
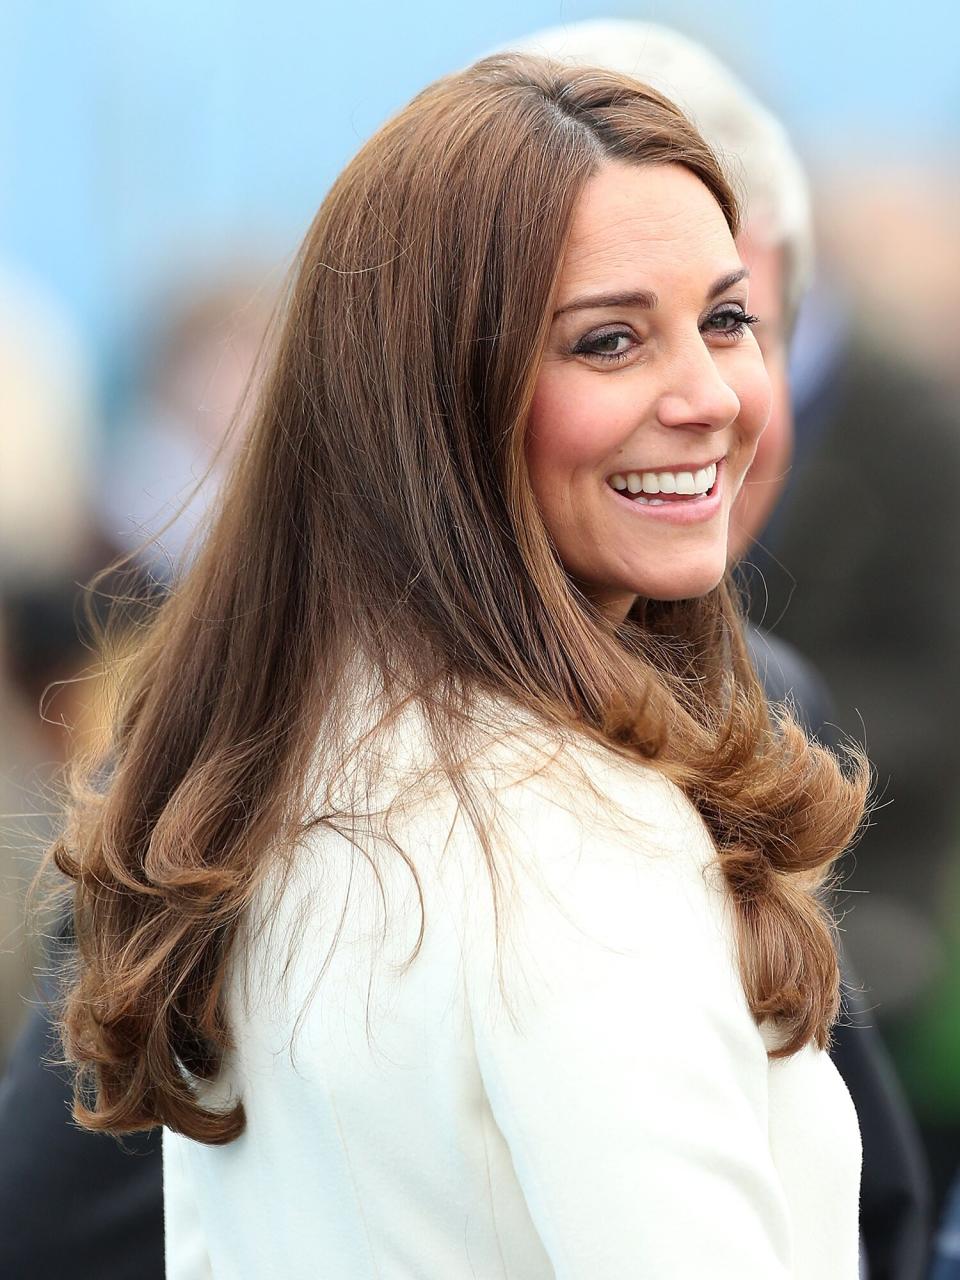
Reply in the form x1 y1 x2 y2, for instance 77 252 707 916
52 54 867 1144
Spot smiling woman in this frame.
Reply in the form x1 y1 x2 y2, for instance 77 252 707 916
528 161 771 611
50 52 868 1279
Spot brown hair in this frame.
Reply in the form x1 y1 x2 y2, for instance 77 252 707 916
52 54 867 1144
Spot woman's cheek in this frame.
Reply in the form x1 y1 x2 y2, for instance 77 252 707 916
736 352 774 451
526 377 576 507
528 371 598 473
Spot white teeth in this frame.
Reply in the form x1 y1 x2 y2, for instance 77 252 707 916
636 496 665 506
609 460 719 498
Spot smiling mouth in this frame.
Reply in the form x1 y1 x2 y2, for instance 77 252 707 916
607 460 719 504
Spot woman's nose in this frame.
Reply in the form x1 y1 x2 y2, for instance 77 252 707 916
654 342 741 432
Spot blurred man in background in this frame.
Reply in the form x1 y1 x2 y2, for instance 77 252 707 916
747 219 960 1208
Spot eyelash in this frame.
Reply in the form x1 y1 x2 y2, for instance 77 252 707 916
571 306 760 365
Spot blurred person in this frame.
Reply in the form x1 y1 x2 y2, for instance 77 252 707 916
0 265 102 762
0 264 277 1280
0 267 100 1063
96 267 275 580
822 172 960 393
752 270 960 994
0 266 96 586
737 177 934 1280
0 268 274 1280
48 52 871 1279
745 160 960 1215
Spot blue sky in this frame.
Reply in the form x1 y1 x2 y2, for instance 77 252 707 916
3 0 957 379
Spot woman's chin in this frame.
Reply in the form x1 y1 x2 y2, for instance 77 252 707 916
627 560 727 603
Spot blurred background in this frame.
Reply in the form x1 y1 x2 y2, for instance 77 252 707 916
2 0 958 1220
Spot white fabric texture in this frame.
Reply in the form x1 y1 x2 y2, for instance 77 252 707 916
163 699 862 1278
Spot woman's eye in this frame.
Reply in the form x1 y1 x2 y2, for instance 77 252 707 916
572 328 635 363
703 306 759 339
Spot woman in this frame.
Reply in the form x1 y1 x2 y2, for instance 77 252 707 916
54 55 868 1277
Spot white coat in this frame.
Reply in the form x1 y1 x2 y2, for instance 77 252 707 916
164 690 862 1278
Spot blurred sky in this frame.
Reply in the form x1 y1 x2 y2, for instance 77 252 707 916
2 0 958 395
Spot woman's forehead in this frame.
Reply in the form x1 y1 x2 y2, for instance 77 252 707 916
557 161 738 298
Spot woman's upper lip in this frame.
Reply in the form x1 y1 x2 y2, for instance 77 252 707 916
607 455 725 475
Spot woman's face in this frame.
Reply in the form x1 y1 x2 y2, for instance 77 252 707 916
527 161 771 619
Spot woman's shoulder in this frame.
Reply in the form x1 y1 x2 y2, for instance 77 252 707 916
331 675 718 877
486 729 726 943
465 690 715 864
328 665 671 791
299 672 726 963
241 679 748 1076
441 696 756 1073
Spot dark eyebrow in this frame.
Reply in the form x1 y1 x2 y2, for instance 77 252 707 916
554 287 658 318
553 267 750 319
707 267 751 300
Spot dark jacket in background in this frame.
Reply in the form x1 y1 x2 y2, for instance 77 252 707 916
748 624 932 1280
749 343 960 972
0 992 163 1280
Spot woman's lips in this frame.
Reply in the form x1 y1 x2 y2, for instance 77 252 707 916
605 458 725 525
